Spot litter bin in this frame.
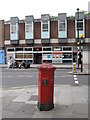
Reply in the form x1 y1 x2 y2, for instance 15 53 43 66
37 62 56 111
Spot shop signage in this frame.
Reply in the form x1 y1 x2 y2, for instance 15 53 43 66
52 52 62 54
11 40 19 45
26 39 34 44
41 39 50 44
54 47 61 51
58 39 67 43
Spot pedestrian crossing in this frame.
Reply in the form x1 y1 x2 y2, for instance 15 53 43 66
73 74 79 86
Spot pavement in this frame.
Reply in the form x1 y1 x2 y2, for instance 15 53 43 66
1 84 88 118
0 64 89 75
0 64 73 69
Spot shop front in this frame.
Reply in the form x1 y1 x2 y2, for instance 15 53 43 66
6 46 74 64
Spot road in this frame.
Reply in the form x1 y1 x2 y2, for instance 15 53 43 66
2 68 88 88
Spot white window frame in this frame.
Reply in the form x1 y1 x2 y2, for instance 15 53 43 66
25 22 33 33
75 19 85 38
41 20 50 38
42 21 48 32
10 22 19 40
25 21 34 39
11 24 16 34
58 19 67 38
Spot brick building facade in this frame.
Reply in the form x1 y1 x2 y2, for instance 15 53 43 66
1 12 90 72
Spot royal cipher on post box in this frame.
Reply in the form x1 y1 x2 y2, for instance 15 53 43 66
37 62 56 111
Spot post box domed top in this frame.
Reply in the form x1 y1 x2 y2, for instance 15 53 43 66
37 61 56 70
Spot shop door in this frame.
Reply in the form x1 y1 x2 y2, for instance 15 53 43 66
34 53 42 64
73 52 77 63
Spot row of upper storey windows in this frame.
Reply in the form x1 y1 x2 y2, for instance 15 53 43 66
4 12 90 41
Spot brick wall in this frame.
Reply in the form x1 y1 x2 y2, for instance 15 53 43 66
50 21 58 39
67 20 75 38
34 22 41 39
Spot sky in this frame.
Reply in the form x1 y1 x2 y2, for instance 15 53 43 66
0 0 89 21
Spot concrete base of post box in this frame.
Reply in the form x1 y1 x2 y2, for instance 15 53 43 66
37 102 54 111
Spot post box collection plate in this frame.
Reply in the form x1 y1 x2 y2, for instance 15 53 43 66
42 79 47 86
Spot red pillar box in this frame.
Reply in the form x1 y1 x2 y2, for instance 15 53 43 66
37 62 56 111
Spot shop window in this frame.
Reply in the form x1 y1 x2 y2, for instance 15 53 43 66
15 53 23 58
63 47 72 51
62 53 72 59
33 48 42 51
53 47 62 51
43 48 51 51
15 48 23 51
25 48 32 51
7 48 14 52
24 53 32 58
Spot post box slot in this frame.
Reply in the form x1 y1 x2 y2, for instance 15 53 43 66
42 79 47 86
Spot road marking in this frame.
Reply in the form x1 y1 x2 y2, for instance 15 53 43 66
73 74 79 86
75 81 79 84
55 75 72 78
73 75 77 77
7 76 12 77
2 75 72 78
74 77 77 80
2 75 37 78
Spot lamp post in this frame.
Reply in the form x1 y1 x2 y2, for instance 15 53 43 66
77 8 80 68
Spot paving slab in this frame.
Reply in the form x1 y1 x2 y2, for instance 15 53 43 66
2 109 15 118
73 113 88 118
3 102 24 112
72 103 88 114
29 95 38 101
12 111 34 118
57 86 72 105
52 115 73 118
19 104 37 114
13 90 32 102
33 109 54 118
2 84 88 118
53 104 73 117
72 86 88 104
2 95 16 109
2 90 11 97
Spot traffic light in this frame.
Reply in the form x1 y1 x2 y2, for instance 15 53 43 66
80 34 84 44
77 42 80 45
80 34 83 38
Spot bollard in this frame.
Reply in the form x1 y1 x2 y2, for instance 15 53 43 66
73 63 76 73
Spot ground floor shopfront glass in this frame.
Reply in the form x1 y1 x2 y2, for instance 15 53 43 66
6 46 78 64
